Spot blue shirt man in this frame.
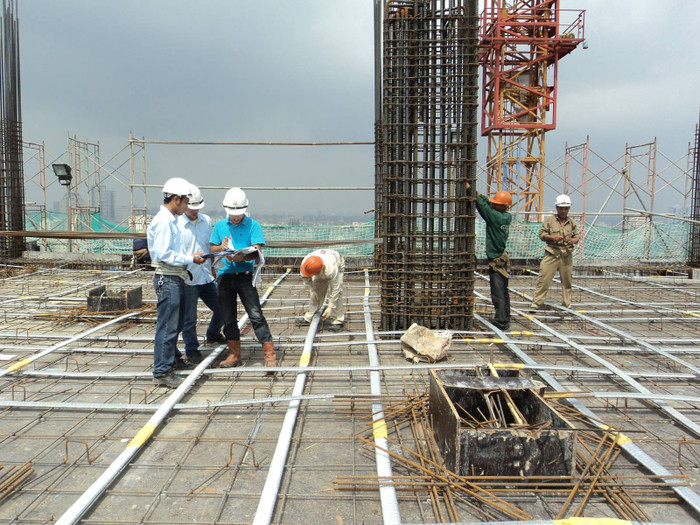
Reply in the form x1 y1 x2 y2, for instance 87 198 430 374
209 187 276 374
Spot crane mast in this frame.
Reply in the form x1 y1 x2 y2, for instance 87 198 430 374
480 0 585 220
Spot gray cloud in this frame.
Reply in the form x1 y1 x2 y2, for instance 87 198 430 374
17 1 700 217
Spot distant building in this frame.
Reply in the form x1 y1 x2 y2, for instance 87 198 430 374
99 189 116 220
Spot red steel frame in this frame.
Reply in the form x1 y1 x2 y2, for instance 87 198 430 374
480 0 584 218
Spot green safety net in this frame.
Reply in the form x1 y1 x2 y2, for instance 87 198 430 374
23 212 689 264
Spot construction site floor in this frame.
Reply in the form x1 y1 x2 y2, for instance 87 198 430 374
0 266 699 524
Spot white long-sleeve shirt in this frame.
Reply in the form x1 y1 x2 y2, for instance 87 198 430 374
301 249 344 320
178 212 214 286
147 205 193 274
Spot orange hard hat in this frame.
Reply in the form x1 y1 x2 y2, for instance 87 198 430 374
489 190 513 206
301 255 324 277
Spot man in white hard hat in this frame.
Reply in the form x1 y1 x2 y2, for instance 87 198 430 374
209 187 277 375
299 248 345 329
178 184 226 365
147 177 206 388
530 194 580 309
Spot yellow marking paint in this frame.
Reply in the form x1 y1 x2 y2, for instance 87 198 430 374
372 419 388 439
265 287 273 295
6 359 33 373
128 423 158 448
575 309 587 313
555 518 630 525
683 311 700 318
613 432 632 445
495 362 524 369
364 287 370 295
299 354 311 367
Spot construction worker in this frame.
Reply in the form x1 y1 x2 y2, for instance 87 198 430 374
147 177 205 388
468 182 513 331
209 187 276 375
178 184 226 365
531 194 580 309
300 248 345 328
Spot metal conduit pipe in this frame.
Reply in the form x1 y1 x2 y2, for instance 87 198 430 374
480 288 700 438
55 271 288 525
3 327 697 346
4 389 700 413
473 309 700 517
252 292 321 525
605 269 700 298
0 310 143 378
0 268 144 307
362 270 401 524
515 272 700 376
16 361 698 381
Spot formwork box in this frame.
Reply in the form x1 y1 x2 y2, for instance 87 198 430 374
87 285 142 312
429 368 576 477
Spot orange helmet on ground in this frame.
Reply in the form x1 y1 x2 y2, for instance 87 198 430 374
489 190 513 206
301 255 324 277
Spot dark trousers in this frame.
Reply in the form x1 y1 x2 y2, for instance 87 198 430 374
489 267 510 328
217 273 272 343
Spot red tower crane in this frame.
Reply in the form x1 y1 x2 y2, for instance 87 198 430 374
480 0 585 219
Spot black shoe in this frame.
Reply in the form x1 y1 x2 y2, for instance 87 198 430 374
328 323 344 332
186 350 203 364
153 372 183 389
490 318 510 331
175 357 195 370
205 334 227 345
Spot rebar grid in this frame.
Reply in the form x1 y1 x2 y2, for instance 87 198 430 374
376 0 479 331
690 116 700 266
0 269 699 523
0 0 25 260
337 391 683 522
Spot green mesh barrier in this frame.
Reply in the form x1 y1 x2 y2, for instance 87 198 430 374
23 212 689 264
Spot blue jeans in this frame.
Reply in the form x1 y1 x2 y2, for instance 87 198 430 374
182 281 224 353
153 274 186 377
218 273 272 343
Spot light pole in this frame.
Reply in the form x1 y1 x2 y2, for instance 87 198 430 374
52 164 73 252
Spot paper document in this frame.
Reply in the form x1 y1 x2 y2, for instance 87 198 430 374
203 246 265 285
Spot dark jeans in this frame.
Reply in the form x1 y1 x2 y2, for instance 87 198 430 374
182 281 224 353
489 267 510 328
217 273 272 343
152 274 186 376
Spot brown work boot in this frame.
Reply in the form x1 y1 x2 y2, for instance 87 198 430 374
262 341 276 376
219 340 242 368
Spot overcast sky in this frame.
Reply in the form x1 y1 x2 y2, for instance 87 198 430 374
16 1 700 217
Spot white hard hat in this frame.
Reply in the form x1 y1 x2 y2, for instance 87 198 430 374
222 187 248 215
162 177 192 198
188 184 205 210
555 194 572 208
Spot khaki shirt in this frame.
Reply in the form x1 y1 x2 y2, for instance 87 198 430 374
540 214 579 257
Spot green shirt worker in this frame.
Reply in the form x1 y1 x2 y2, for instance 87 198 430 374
468 182 513 331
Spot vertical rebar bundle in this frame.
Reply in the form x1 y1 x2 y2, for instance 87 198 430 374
375 0 478 331
0 0 24 260
690 116 700 267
